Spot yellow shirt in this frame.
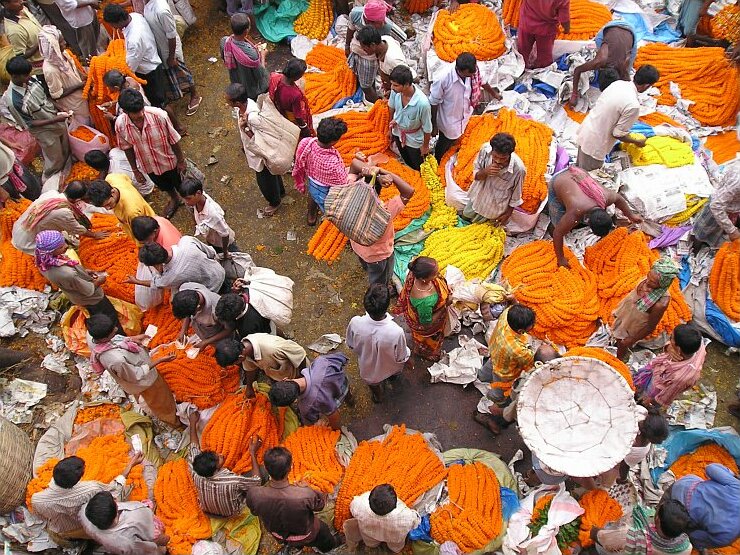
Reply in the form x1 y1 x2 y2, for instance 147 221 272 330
487 307 534 382
106 173 155 240
3 8 43 70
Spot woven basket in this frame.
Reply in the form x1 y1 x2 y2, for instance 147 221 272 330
0 416 33 513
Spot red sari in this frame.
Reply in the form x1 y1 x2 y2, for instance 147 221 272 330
268 72 314 138
395 273 451 360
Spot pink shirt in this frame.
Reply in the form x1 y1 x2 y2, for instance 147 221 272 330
154 215 181 254
519 0 570 37
351 196 405 263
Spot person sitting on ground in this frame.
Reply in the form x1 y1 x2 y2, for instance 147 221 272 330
346 284 410 403
686 0 740 50
387 64 432 170
620 404 669 475
86 177 156 241
268 58 313 139
84 149 155 197
464 132 525 226
345 484 421 553
220 13 268 101
80 491 168 554
550 165 642 267
574 65 660 171
692 163 740 249
125 237 226 294
268 353 352 430
87 313 179 426
178 178 237 256
633 324 706 407
187 412 264 517
215 291 272 339
612 257 681 359
215 334 308 397
245 447 342 552
172 283 229 348
31 453 143 540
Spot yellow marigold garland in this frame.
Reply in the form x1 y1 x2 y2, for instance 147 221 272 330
578 489 623 548
0 199 49 291
281 425 344 493
293 0 333 40
709 241 740 321
669 443 739 480
421 155 458 231
307 220 349 263
334 101 391 164
433 4 506 62
564 346 634 390
378 156 431 231
421 223 506 280
664 195 708 226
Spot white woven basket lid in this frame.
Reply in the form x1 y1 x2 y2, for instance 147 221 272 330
517 356 639 478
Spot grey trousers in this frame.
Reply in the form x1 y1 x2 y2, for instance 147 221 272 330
74 20 100 60
576 147 604 171
33 126 70 181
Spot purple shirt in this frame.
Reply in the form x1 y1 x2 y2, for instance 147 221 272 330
297 353 349 424
519 0 570 37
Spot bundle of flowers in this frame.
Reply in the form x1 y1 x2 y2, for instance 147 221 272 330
705 131 740 165
305 44 346 72
563 104 587 124
529 494 581 553
334 424 447 529
502 0 610 40
201 393 283 473
307 220 349 263
664 195 708 226
669 442 739 480
452 109 554 212
64 161 99 185
294 0 333 40
378 157 431 231
26 433 147 510
564 346 634 390
152 344 240 409
634 44 740 127
281 426 344 493
430 462 503 552
421 155 458 231
74 403 121 424
433 4 506 63
405 0 433 14
421 223 505 279
334 101 391 164
141 295 180 349
501 241 599 347
577 489 623 547
0 199 49 291
69 126 106 145
305 63 358 115
154 458 212 555
583 228 692 338
78 214 137 304
709 241 740 321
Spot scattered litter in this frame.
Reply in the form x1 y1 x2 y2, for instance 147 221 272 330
206 155 218 166
207 56 218 63
286 231 297 241
40 351 70 374
0 288 56 338
219 175 232 185
207 127 224 138
428 336 486 385
0 378 48 424
154 429 184 451
0 508 58 551
306 333 342 354
326 285 343 305
282 196 295 205
666 384 717 429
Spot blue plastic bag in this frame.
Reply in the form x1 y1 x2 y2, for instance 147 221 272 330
409 514 433 542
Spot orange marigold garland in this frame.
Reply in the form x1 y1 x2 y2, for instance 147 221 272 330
307 220 349 263
705 131 740 165
141 295 181 348
74 403 121 424
305 62 358 114
565 346 634 390
334 101 391 164
709 241 740 321
502 0 610 40
305 44 346 72
334 425 447 529
378 156 431 231
64 161 99 185
669 443 739 480
406 0 434 14
0 199 49 291
501 241 599 347
154 458 212 555
578 489 623 548
433 4 506 63
281 426 344 493
430 462 503 552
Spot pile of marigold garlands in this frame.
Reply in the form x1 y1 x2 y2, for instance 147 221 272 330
709 240 740 321
281 425 345 493
307 220 349 263
577 489 622 548
334 101 391 164
421 222 505 280
433 4 506 63
294 0 333 40
0 199 48 291
669 442 739 480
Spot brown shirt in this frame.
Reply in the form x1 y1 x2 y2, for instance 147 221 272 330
41 264 105 306
245 482 325 540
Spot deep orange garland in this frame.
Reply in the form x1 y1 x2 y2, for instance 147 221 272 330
433 4 506 62
0 199 49 291
709 241 740 321
577 489 623 547
378 156 431 231
334 101 391 164
305 63 358 115
669 443 739 480
64 161 99 185
305 44 346 72
307 220 349 263
564 346 634 390
502 0 611 40
705 132 740 165
74 403 121 424
281 426 344 493
140 295 181 349
406 0 434 14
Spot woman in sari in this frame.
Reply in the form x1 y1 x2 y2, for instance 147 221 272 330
396 256 450 361
220 13 268 100
268 58 313 139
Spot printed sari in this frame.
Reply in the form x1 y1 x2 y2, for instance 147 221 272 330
396 273 450 360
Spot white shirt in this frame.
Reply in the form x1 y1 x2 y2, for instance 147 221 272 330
109 147 155 195
428 64 473 140
576 80 641 160
143 0 183 63
349 492 421 551
54 0 94 28
379 35 414 79
122 13 162 74
192 192 236 247
346 313 410 385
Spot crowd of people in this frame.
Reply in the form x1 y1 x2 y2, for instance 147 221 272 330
0 0 739 553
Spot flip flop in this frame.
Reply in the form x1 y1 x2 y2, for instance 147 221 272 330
186 96 203 116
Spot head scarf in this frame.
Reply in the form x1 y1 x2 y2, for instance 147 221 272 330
37 26 68 71
34 230 78 272
363 0 389 22
636 256 679 312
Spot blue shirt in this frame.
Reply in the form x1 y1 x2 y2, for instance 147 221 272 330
389 86 433 149
296 353 349 424
672 463 740 549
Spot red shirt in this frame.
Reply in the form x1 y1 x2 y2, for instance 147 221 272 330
518 0 570 37
351 196 405 263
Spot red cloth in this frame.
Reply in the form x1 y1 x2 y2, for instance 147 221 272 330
518 0 570 37
268 73 314 136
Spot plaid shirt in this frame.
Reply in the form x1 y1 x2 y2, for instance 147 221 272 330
487 307 534 382
292 137 348 192
115 107 181 176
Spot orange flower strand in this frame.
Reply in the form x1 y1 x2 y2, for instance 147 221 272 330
433 4 506 63
305 44 346 72
281 426 344 493
578 489 623 547
305 62 358 115
709 241 740 321
74 403 121 424
705 131 740 165
70 127 97 142
64 161 99 185
564 346 634 390
669 443 739 481
140 293 180 348
307 220 349 263
334 101 391 164
0 199 49 291
406 0 433 13
378 156 431 231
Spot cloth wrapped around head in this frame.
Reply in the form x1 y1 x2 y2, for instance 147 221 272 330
37 26 67 71
363 0 390 22
34 230 78 272
636 256 679 312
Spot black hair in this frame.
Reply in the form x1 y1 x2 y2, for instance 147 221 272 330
64 181 88 201
214 338 244 367
103 3 128 24
673 324 702 356
490 133 516 155
84 492 117 530
172 289 200 319
225 83 249 104
588 208 614 237
389 65 413 87
177 177 203 198
368 484 397 516
507 304 535 333
102 69 125 89
83 150 110 172
455 52 477 73
192 451 220 477
363 284 391 320
230 12 250 35
597 66 621 91
6 55 31 76
53 456 85 488
117 88 145 114
408 256 437 279
268 380 300 407
639 405 669 444
316 117 348 144
215 293 246 323
283 58 307 81
263 446 292 480
634 65 660 87
657 499 693 538
357 25 382 46
86 313 116 340
86 179 114 207
138 242 169 266
130 215 159 242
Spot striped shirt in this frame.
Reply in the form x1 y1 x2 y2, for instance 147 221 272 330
115 107 181 176
469 147 525 220
188 444 261 517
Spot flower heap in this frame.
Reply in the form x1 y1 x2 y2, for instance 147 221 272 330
577 489 622 548
334 101 391 164
529 494 581 554
334 425 447 529
377 157 431 231
69 127 106 144
405 0 434 14
305 62 358 114
705 132 740 165
307 220 349 263
709 241 740 321
74 403 121 424
564 346 634 390
503 0 611 40
281 425 344 493
0 199 49 290
501 241 599 347
430 462 503 552
305 44 346 72
670 442 739 480
433 4 506 63
140 296 181 348
421 223 506 280
294 0 333 40
421 156 458 231
64 161 99 185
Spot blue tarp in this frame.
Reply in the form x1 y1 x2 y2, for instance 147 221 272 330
705 296 740 348
614 11 682 44
651 428 740 483
254 0 307 43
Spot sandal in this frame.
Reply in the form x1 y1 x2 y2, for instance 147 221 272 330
186 96 203 116
163 199 183 220
473 411 501 435
260 205 279 217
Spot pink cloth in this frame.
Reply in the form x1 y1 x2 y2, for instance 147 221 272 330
90 336 143 375
292 137 348 193
363 0 390 22
153 215 181 255
222 36 260 70
569 166 607 209
350 196 405 262
470 68 482 109
646 342 707 406
519 0 570 36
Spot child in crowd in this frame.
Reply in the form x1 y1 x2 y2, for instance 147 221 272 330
178 178 237 256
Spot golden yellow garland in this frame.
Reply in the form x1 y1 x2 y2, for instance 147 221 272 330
421 155 458 231
421 223 506 280
294 0 333 40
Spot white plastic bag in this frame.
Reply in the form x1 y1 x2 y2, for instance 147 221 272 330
192 540 225 555
242 266 294 327
220 251 254 281
134 263 164 311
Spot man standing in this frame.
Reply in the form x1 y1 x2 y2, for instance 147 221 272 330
575 66 659 171
517 0 570 69
1 0 44 75
693 163 740 248
387 65 432 170
54 0 99 59
464 132 525 225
